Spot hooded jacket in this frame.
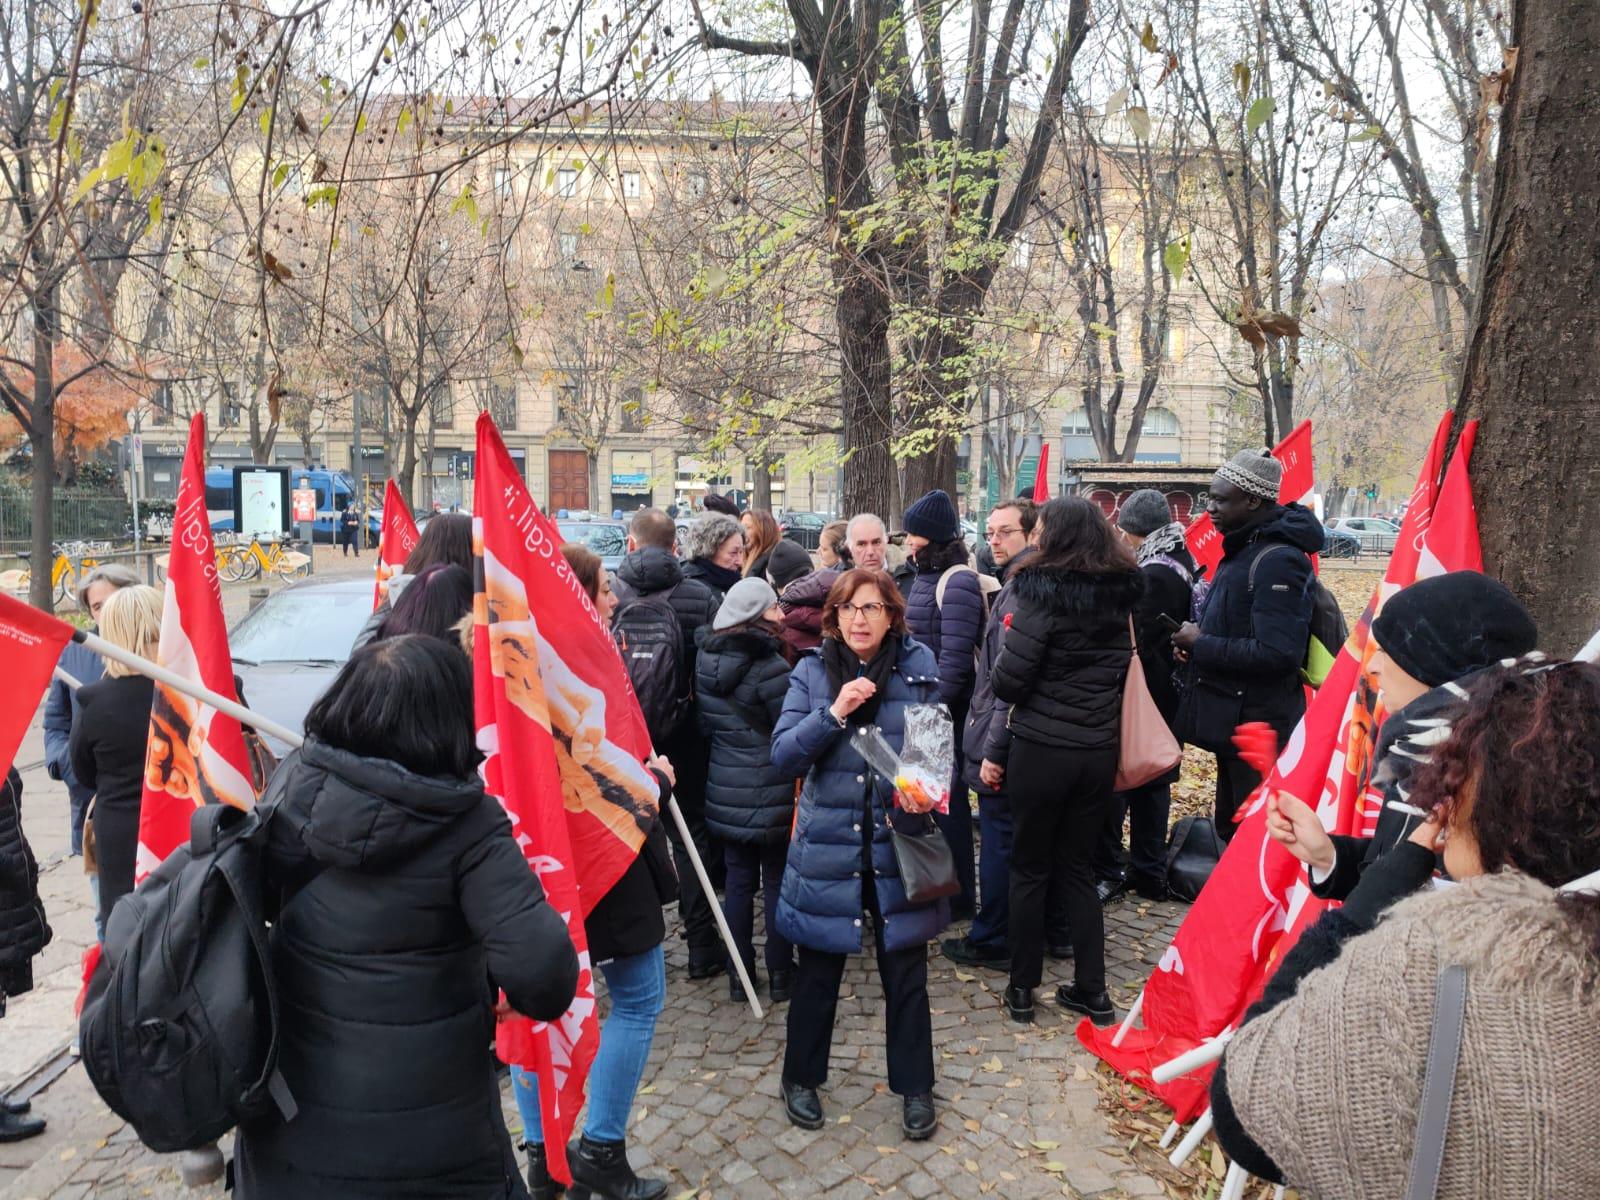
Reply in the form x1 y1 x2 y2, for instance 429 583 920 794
696 626 796 844
232 740 579 1200
961 546 1035 793
1176 503 1325 749
613 545 723 683
778 566 841 655
990 564 1142 751
1214 871 1600 1199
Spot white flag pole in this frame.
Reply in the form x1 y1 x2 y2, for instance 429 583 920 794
52 667 83 691
1111 986 1144 1047
663 794 763 1020
1152 1029 1233 1084
1168 1107 1214 1168
74 629 303 750
1220 1161 1249 1200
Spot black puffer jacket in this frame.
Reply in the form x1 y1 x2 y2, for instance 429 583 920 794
990 565 1142 751
961 547 1035 793
696 626 796 844
233 740 579 1200
1175 503 1324 751
613 546 722 681
0 770 50 1003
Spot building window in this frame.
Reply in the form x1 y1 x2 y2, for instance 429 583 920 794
558 231 579 263
149 382 175 426
621 171 641 199
493 167 513 198
687 172 708 199
620 386 645 432
1142 407 1182 436
487 384 516 430
1165 324 1187 363
557 167 579 197
430 388 455 429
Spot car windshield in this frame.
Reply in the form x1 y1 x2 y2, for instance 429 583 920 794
559 522 626 557
230 587 371 664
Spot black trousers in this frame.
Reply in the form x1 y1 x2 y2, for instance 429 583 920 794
1007 738 1118 994
662 732 721 960
783 857 933 1097
723 840 793 975
1214 753 1262 844
1093 780 1174 888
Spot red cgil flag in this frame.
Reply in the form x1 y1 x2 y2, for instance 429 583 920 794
471 412 657 1185
1032 442 1052 503
1082 412 1482 1117
1184 511 1224 576
1272 419 1315 504
136 414 257 882
372 478 421 611
0 594 75 780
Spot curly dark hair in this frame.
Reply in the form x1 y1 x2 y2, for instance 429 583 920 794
1408 660 1600 901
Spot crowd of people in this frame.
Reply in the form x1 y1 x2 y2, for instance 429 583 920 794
4 446 1596 1199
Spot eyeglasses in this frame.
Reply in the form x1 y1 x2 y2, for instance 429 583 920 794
839 602 888 619
985 526 1021 541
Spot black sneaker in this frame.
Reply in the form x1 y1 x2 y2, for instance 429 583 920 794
1095 877 1129 905
769 968 795 1004
1129 875 1169 902
687 956 726 981
1003 985 1035 1024
1056 983 1116 1026
780 1077 824 1130
941 935 1010 971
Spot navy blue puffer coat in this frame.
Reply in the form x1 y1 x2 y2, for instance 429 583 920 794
771 637 950 955
696 625 796 845
904 550 986 713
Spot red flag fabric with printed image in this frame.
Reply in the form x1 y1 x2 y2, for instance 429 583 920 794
0 594 74 779
472 412 657 1184
137 414 256 882
373 478 421 611
1184 512 1223 576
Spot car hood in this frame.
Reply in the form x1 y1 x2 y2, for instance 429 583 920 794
234 659 342 757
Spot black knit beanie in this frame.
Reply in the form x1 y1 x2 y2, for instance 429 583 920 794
765 538 814 591
903 489 961 543
1371 571 1538 688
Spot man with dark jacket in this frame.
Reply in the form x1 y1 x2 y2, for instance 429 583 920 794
611 508 726 978
942 498 1068 969
1094 491 1195 900
1174 450 1325 841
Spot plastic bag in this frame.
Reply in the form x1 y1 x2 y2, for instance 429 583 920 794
852 703 953 814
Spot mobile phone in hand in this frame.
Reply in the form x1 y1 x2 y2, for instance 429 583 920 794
1157 613 1183 632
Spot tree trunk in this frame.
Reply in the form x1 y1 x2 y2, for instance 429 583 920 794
751 447 773 512
1452 0 1600 654
27 303 56 612
399 404 420 510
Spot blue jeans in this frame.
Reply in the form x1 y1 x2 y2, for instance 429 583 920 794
512 943 666 1145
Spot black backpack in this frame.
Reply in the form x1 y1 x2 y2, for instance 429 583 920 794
1249 545 1350 689
79 803 310 1153
613 589 690 744
1163 815 1227 903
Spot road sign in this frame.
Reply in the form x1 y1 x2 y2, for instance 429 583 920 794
292 488 317 524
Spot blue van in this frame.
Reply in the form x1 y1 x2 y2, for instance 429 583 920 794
205 467 380 544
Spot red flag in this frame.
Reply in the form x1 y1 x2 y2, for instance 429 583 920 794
1087 413 1482 1113
1418 421 1481 577
1272 419 1314 504
472 412 657 1184
0 594 75 778
1184 512 1223 576
1032 442 1051 502
373 479 421 611
137 414 256 881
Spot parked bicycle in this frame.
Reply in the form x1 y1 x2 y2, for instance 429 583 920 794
1 541 109 605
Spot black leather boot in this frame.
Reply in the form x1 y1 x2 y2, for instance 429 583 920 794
524 1142 565 1200
1003 985 1035 1023
567 1135 668 1200
780 1076 824 1130
0 1108 46 1143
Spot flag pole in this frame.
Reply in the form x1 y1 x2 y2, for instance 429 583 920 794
73 629 304 750
52 667 83 691
662 794 764 1020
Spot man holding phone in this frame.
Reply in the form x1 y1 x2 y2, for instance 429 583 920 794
1093 491 1196 901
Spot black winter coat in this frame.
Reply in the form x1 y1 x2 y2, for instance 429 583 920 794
904 544 986 714
696 626 796 844
0 770 50 1002
961 547 1035 794
991 565 1142 751
1175 504 1324 751
614 547 722 683
232 740 579 1200
1133 542 1196 724
583 805 677 964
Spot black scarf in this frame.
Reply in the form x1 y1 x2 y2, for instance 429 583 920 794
821 634 899 727
692 558 743 595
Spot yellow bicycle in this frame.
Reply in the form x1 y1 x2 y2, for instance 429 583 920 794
1 542 105 606
232 537 311 582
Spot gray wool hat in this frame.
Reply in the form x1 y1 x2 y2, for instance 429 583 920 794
713 577 779 631
1117 489 1174 537
686 512 743 562
1214 448 1283 501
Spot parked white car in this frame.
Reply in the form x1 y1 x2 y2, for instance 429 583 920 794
1327 517 1399 554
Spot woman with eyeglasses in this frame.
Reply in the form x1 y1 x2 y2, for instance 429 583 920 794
770 568 948 1142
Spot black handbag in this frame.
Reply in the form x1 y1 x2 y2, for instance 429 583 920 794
885 809 961 904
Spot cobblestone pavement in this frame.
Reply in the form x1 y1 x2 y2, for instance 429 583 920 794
2 552 1188 1198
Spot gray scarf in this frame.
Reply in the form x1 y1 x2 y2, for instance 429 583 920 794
1136 521 1188 566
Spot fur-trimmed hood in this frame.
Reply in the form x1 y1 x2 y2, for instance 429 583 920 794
1009 563 1143 616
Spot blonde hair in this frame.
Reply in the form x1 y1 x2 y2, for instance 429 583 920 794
98 585 163 677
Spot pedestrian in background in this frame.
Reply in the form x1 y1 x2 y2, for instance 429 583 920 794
697 577 797 1003
354 511 473 649
339 500 361 557
561 543 622 625
682 513 745 598
0 768 51 1143
376 563 473 643
763 539 817 659
773 568 947 1141
817 521 850 570
69 585 164 934
741 509 782 580
901 488 985 921
992 498 1140 1027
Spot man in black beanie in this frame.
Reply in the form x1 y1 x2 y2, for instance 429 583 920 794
1266 571 1538 899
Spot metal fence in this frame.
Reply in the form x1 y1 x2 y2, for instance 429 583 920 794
0 490 134 552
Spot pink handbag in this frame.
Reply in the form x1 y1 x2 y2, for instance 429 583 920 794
1115 616 1182 791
